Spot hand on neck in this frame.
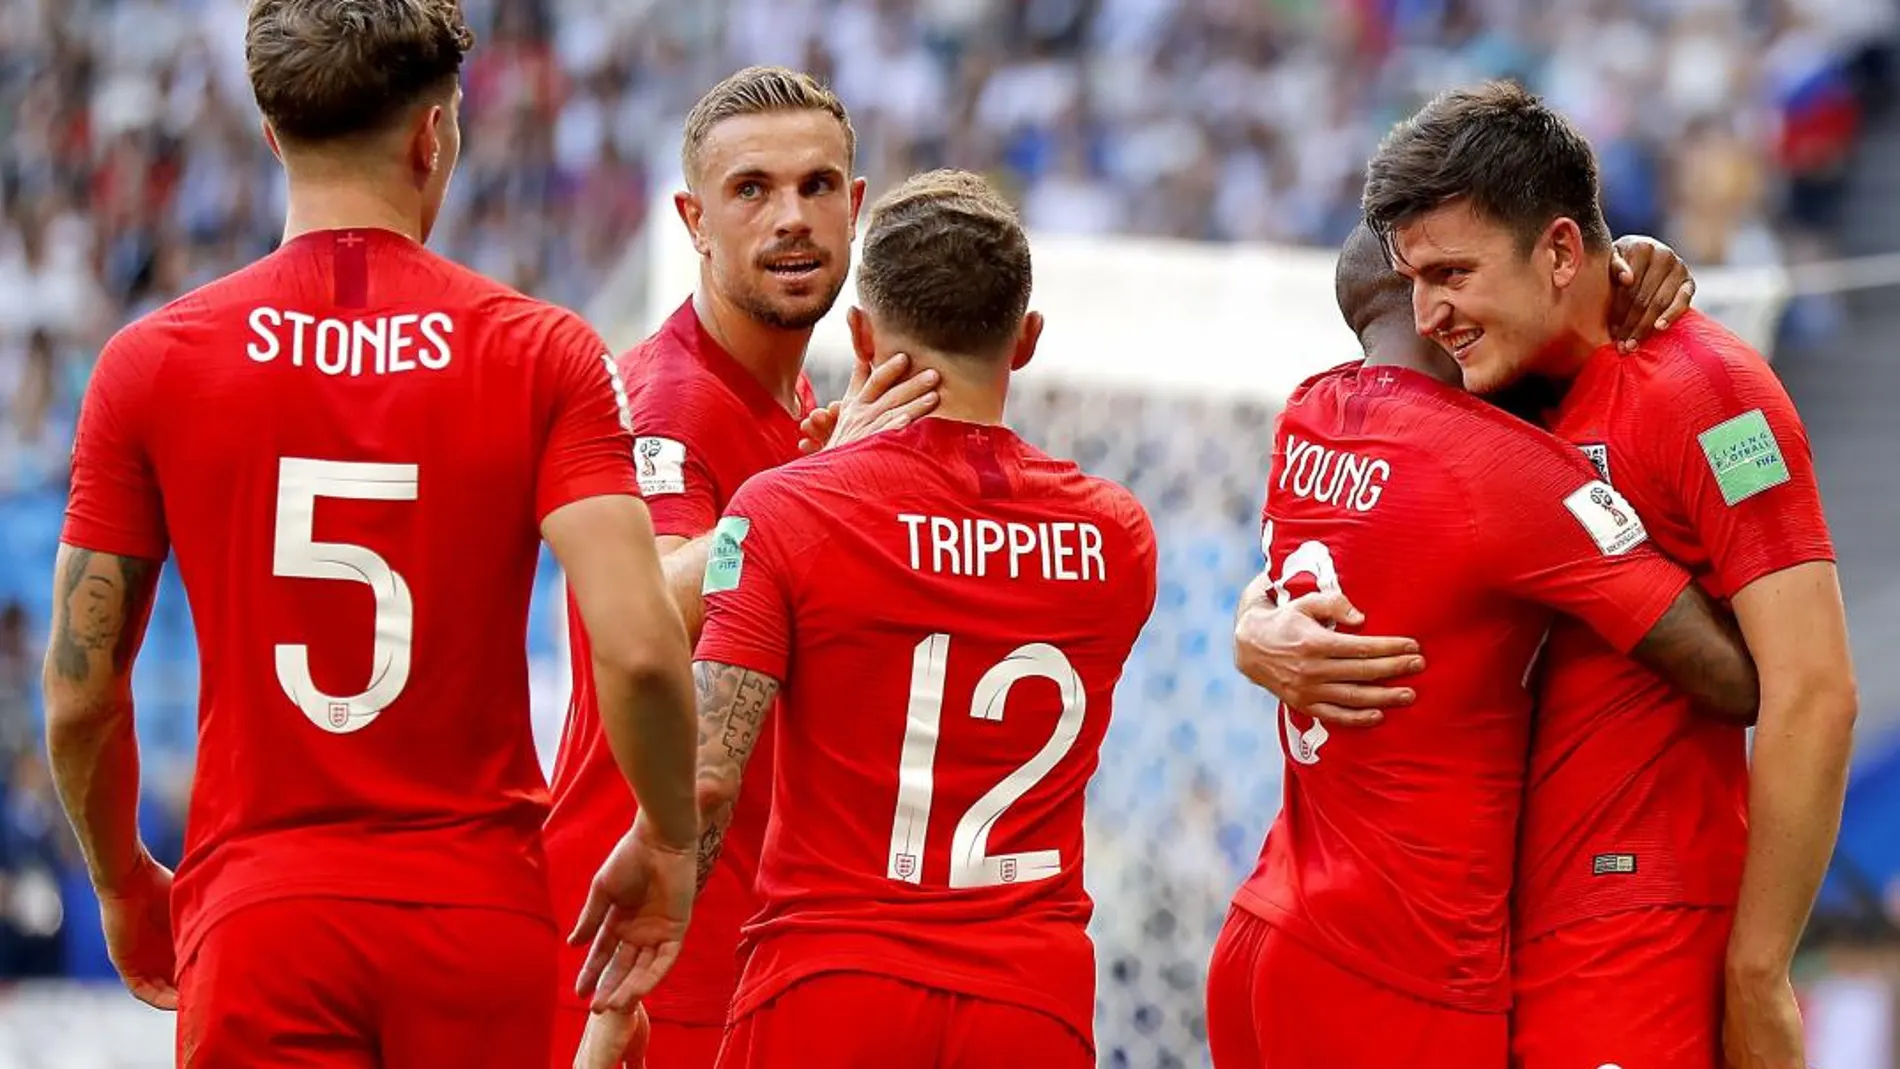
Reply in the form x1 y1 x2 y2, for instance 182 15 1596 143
883 347 1009 427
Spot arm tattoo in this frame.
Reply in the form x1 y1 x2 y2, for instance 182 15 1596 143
691 660 780 892
50 549 159 683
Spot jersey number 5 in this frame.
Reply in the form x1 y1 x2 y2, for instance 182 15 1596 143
272 457 417 735
887 634 1085 889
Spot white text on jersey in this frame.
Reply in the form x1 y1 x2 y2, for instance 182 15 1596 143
898 514 1108 582
1279 434 1390 513
247 308 454 377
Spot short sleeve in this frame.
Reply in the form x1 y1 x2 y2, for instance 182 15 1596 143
63 326 169 561
535 313 640 523
1113 488 1160 638
1468 426 1691 655
694 476 800 681
1635 333 1835 598
624 374 724 538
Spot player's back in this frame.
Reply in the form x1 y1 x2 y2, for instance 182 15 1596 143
1237 362 1685 1013
696 417 1156 1045
86 228 627 959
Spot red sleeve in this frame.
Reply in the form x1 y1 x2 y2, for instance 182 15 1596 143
535 312 640 523
1636 329 1835 598
63 325 168 560
1114 487 1160 637
1466 426 1691 654
624 373 724 538
693 476 799 681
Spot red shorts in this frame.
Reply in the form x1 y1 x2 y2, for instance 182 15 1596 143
176 897 555 1069
1206 906 1508 1069
1511 906 1730 1069
714 972 1091 1069
550 1002 723 1069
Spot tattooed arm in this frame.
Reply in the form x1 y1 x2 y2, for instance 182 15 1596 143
42 544 162 893
691 660 781 892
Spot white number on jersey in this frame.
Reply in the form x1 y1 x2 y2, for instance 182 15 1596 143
1264 535 1343 766
272 457 417 734
887 634 1087 889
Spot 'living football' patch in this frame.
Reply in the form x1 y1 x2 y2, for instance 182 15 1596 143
1698 409 1789 505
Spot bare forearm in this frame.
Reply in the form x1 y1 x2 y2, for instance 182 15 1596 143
1629 587 1759 725
46 696 142 892
690 661 778 890
661 535 713 643
694 797 736 895
1729 687 1855 976
594 652 699 851
41 545 159 894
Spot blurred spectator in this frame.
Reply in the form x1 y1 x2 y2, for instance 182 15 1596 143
0 331 77 497
0 603 33 761
0 752 69 979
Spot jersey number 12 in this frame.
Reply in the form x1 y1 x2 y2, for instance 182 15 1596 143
887 634 1086 889
271 457 417 735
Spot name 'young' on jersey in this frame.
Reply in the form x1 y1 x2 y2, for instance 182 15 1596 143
1235 363 1691 1012
694 417 1158 1052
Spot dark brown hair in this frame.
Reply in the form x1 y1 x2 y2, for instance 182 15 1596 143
857 170 1032 358
247 0 473 144
681 66 855 185
1362 80 1610 260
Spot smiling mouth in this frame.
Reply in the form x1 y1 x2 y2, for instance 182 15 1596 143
1439 328 1483 361
764 258 823 280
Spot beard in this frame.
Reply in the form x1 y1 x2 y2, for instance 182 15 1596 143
729 270 848 331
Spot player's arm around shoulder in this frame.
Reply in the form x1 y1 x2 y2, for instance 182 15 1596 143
1460 415 1758 723
1231 473 1423 729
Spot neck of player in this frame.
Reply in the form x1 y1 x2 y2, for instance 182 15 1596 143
280 172 427 246
1360 321 1461 385
694 288 810 417
1544 251 1618 379
911 351 1008 426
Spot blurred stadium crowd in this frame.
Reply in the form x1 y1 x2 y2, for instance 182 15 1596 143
0 0 1896 1060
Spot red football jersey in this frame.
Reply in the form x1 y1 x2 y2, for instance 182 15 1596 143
1517 310 1836 938
60 227 638 962
694 417 1157 1049
543 298 816 1024
1234 363 1692 1012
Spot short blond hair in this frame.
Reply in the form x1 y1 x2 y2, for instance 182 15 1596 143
857 170 1031 358
681 66 855 185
